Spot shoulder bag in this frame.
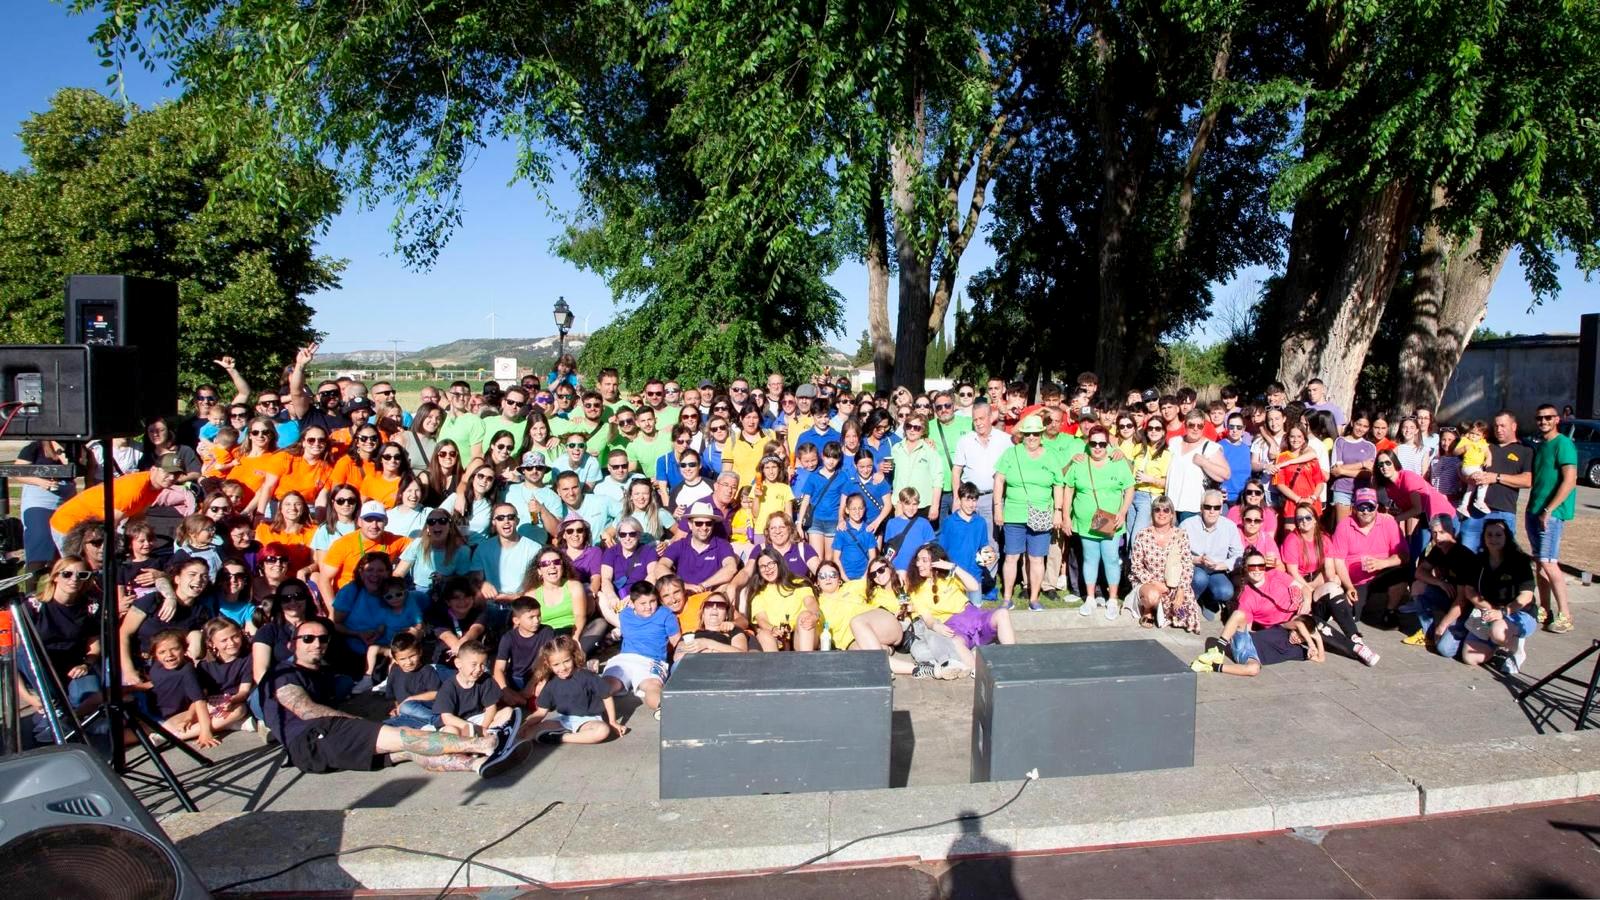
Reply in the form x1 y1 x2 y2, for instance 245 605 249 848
1085 461 1119 538
1010 447 1055 532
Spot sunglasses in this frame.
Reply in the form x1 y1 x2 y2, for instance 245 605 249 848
230 413 249 420
679 462 700 469
674 438 691 446
905 424 925 431
502 399 524 408
1244 489 1264 495
1201 504 1223 511
356 435 380 443
1245 563 1267 572
57 570 94 581
258 400 281 407
262 555 288 563
334 497 358 505
608 463 629 470
690 520 714 527
1536 414 1560 421
426 517 451 526
1243 516 1263 524
195 394 219 403
1355 503 1378 512
225 571 250 581
1118 421 1134 428
1295 515 1316 523
582 401 602 408
538 559 564 568
1187 422 1205 430
297 634 332 645
645 390 664 397
567 442 586 449
562 527 586 535
492 513 518 522
380 453 403 461
493 443 513 452
618 530 641 538
437 449 458 456
279 593 309 603
474 472 496 480
1088 441 1108 448
207 505 232 513
303 437 326 445
816 570 841 580
1153 507 1174 515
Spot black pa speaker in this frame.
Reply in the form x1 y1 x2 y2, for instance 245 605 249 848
0 745 211 899
0 345 147 439
1581 313 1598 420
65 274 179 422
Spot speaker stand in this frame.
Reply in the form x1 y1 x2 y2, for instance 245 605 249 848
1518 638 1600 731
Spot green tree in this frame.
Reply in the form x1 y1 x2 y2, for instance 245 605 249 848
0 88 342 393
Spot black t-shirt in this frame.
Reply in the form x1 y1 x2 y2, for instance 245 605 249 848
299 408 351 434
252 621 298 670
1423 541 1481 587
535 668 608 717
199 656 251 696
138 444 201 475
118 555 171 591
1251 626 1310 666
496 626 555 681
427 605 484 640
149 662 204 718
132 594 212 655
29 598 99 681
690 629 734 646
259 662 338 745
1482 442 1534 512
385 664 443 703
432 675 503 719
1477 555 1536 608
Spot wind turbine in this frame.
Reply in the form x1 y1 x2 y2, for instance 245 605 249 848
485 307 499 340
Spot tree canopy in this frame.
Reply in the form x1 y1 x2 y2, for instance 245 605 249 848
0 87 343 392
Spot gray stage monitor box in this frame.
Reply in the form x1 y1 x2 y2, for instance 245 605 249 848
971 640 1195 783
660 650 892 799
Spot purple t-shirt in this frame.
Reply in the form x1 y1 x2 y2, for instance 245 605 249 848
1330 437 1375 495
601 543 659 598
777 541 817 577
664 537 735 586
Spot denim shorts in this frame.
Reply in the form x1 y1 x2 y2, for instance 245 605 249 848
1331 489 1353 507
1525 513 1566 561
1229 631 1261 665
807 517 838 537
1002 522 1051 558
554 713 603 733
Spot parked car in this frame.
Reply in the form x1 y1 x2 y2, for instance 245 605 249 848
1558 419 1600 486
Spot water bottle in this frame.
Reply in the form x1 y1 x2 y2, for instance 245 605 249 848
819 622 833 651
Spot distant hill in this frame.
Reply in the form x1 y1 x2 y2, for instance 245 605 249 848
316 335 589 371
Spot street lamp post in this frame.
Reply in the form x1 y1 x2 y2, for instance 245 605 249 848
553 296 576 362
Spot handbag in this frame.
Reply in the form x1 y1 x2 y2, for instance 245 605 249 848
1010 447 1055 532
1085 460 1119 538
1163 538 1185 588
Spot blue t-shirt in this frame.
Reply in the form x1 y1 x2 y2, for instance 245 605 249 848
619 603 680 662
852 473 893 524
655 451 687 492
801 465 853 526
884 516 936 572
861 434 900 470
832 522 878 579
937 512 989 580
1218 438 1254 502
794 426 842 458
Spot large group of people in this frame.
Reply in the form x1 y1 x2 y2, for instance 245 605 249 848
10 345 1585 775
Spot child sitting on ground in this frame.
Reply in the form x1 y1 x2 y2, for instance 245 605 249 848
355 576 425 693
201 426 241 479
531 635 626 745
432 639 517 738
602 581 679 719
383 632 444 729
197 618 254 733
146 629 221 749
1455 419 1492 515
494 596 555 708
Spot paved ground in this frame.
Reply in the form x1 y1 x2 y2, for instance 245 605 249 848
129 577 1600 818
1563 482 1600 574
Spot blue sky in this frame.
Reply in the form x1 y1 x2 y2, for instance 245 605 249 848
3 1 1594 358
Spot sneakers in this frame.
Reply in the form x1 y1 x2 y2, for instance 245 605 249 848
1472 498 1492 515
1079 596 1097 617
1352 640 1381 667
1488 649 1520 676
1104 599 1120 622
1056 573 1070 591
352 675 376 694
1193 646 1227 669
1156 606 1169 629
1550 613 1574 634
479 735 534 778
535 729 565 746
492 708 525 744
935 663 965 681
1028 600 1045 611
1401 630 1427 647
1190 657 1216 673
912 662 936 679
1537 606 1549 625
239 717 256 733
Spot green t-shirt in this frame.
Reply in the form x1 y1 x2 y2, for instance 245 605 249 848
439 412 485 457
1044 433 1086 474
481 415 527 455
627 430 674 475
926 416 973 490
994 445 1061 525
1530 433 1578 521
1063 458 1134 535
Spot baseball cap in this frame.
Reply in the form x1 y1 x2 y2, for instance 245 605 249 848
698 379 714 390
1354 488 1379 506
520 450 549 469
1141 389 1159 402
157 452 186 474
795 383 818 399
345 397 375 413
359 500 389 521
687 501 718 522
1015 414 1045 434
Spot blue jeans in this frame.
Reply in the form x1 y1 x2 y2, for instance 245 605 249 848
385 699 443 730
1435 609 1536 661
1457 510 1516 553
1080 536 1123 595
1125 492 1154 555
1192 569 1235 616
18 654 107 739
1401 584 1455 649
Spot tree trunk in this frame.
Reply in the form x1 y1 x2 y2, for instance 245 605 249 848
891 134 931 394
1275 180 1418 412
865 159 894 391
1395 187 1509 413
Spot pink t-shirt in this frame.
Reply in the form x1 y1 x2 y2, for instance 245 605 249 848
1235 569 1301 628
1329 514 1406 585
1280 532 1328 579
1227 504 1279 539
1386 469 1454 520
1241 530 1280 562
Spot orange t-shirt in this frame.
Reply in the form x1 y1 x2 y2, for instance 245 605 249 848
322 530 410 590
359 472 402 508
50 471 162 534
203 444 240 477
231 451 291 495
255 523 316 571
275 455 334 502
330 455 377 492
674 591 712 635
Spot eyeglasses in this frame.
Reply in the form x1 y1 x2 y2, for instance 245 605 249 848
1201 504 1223 511
334 497 358 506
380 453 402 461
263 555 288 563
297 634 332 645
57 570 93 581
426 517 451 526
492 513 518 522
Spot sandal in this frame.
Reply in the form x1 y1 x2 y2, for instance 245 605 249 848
1140 616 1156 629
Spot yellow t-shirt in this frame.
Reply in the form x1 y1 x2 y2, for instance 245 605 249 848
908 575 969 622
1129 446 1171 495
1459 434 1490 469
722 430 774 488
754 482 795 528
816 582 879 650
750 583 813 630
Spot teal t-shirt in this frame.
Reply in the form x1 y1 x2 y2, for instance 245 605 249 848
1531 433 1578 521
